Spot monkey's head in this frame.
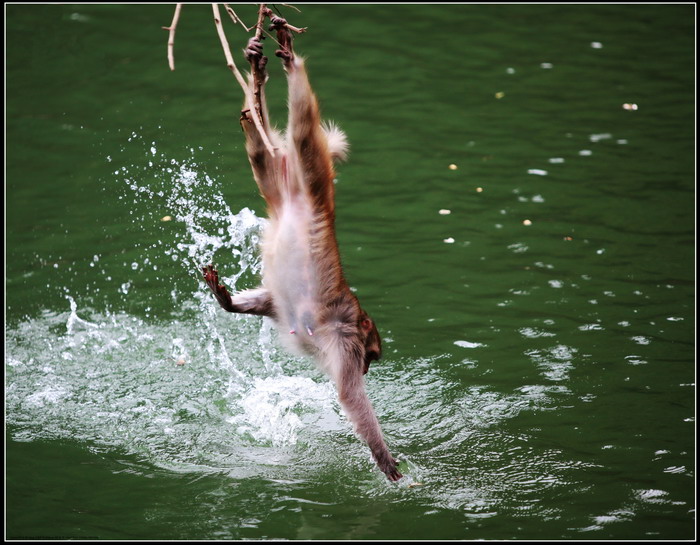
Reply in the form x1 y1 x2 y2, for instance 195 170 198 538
359 310 382 375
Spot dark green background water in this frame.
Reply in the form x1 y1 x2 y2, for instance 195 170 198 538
6 4 695 541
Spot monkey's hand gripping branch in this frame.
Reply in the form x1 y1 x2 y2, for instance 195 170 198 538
269 15 295 65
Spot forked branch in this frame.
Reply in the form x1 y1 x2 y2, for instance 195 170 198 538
211 3 275 156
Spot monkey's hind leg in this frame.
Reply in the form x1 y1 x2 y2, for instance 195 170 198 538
271 16 336 212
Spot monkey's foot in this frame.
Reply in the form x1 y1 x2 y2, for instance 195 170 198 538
245 37 268 74
269 16 294 65
202 264 236 312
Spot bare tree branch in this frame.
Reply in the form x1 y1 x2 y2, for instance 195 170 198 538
223 4 251 32
249 4 272 128
163 3 183 71
211 3 275 156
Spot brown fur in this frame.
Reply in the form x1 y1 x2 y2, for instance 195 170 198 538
203 20 401 481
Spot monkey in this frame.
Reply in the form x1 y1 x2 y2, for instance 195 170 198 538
202 16 402 482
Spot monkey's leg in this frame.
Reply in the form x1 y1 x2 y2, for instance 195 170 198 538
334 354 403 481
241 37 282 211
272 16 336 211
202 265 275 317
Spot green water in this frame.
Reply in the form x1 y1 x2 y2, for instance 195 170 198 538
5 4 695 540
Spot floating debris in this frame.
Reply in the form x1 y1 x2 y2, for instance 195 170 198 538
443 237 455 244
454 340 485 349
622 103 639 111
589 133 613 143
540 62 553 69
161 215 173 222
438 209 451 215
590 41 603 49
495 91 505 99
527 169 548 176
448 163 458 170
631 336 651 345
522 219 532 226
475 187 484 193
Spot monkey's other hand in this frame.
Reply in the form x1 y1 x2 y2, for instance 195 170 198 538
268 15 288 31
377 454 403 482
274 46 293 64
384 465 403 482
202 265 236 312
269 16 293 64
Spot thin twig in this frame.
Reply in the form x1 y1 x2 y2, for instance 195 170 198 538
254 4 270 40
163 3 183 71
211 3 275 156
250 4 272 127
223 4 250 32
283 22 306 35
278 3 302 14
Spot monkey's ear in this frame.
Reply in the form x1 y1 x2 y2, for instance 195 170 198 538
360 317 373 332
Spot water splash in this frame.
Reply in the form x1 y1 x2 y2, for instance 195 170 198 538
7 134 596 511
113 135 265 289
7 136 331 475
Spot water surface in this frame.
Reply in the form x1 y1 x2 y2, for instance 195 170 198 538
6 4 695 540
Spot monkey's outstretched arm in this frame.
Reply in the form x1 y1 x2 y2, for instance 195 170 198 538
202 265 275 317
331 345 403 481
241 36 283 211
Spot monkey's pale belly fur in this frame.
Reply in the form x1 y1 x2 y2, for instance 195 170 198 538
263 199 322 356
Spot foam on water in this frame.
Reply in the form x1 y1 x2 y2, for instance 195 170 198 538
7 138 339 477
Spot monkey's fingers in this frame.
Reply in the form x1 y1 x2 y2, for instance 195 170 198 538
244 37 268 74
202 264 218 284
275 48 292 63
269 16 294 65
384 458 403 481
375 452 403 482
245 36 264 59
386 468 403 482
268 15 287 30
202 265 237 312
203 265 224 294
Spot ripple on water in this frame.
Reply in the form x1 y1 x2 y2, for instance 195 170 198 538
7 137 605 522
